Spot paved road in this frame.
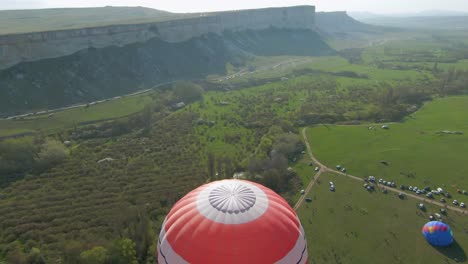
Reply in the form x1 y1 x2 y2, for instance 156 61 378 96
296 127 468 215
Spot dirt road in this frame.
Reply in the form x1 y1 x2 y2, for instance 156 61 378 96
296 127 467 214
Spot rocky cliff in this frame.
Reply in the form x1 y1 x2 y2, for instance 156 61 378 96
0 27 333 114
0 6 315 70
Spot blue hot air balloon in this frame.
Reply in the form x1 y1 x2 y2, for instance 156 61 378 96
422 221 454 247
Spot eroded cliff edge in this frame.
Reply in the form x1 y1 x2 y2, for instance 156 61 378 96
0 6 315 69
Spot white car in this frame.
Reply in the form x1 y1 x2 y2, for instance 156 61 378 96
461 202 466 208
453 200 459 205
314 167 319 172
300 189 305 194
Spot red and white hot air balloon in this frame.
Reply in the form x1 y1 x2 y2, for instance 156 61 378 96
157 179 308 264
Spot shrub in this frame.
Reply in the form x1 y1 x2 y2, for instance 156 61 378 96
80 246 108 264
35 139 68 172
108 238 138 264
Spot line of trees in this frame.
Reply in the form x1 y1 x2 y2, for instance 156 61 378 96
2 237 141 264
0 138 68 186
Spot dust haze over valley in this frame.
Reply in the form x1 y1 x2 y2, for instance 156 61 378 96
1 1 468 263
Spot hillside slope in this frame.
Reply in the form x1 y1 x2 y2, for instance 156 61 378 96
0 28 333 115
316 11 385 38
0 6 183 35
361 16 468 30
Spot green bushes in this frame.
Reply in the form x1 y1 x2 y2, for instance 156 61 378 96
172 81 204 104
0 112 205 262
0 138 68 185
0 138 38 176
34 139 68 173
80 246 108 264
2 243 45 264
108 239 138 264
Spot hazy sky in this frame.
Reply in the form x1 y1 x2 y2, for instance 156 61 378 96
1 0 468 13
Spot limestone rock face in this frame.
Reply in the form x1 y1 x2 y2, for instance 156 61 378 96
0 6 315 70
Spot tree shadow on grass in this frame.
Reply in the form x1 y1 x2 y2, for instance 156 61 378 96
433 240 467 262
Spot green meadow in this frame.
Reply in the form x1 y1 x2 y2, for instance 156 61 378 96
298 172 468 264
0 93 153 137
307 96 468 201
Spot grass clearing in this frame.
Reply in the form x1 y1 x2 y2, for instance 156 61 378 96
219 55 430 87
307 96 468 201
298 172 468 264
0 93 153 137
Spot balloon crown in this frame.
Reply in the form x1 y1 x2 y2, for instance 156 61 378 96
208 183 257 213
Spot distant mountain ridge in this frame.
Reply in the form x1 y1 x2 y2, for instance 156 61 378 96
0 7 384 115
0 27 333 115
349 10 468 20
0 6 316 70
0 6 336 115
358 15 468 30
0 6 185 35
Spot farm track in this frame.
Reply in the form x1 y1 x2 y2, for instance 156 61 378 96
296 127 468 215
2 80 178 120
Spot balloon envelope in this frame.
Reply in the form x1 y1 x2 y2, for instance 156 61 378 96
422 221 454 247
157 179 308 264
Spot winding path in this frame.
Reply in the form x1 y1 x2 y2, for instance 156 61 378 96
295 127 467 214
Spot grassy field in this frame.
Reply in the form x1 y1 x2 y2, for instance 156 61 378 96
307 96 468 201
298 172 468 264
361 34 468 71
191 73 380 165
218 55 430 86
0 93 154 137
